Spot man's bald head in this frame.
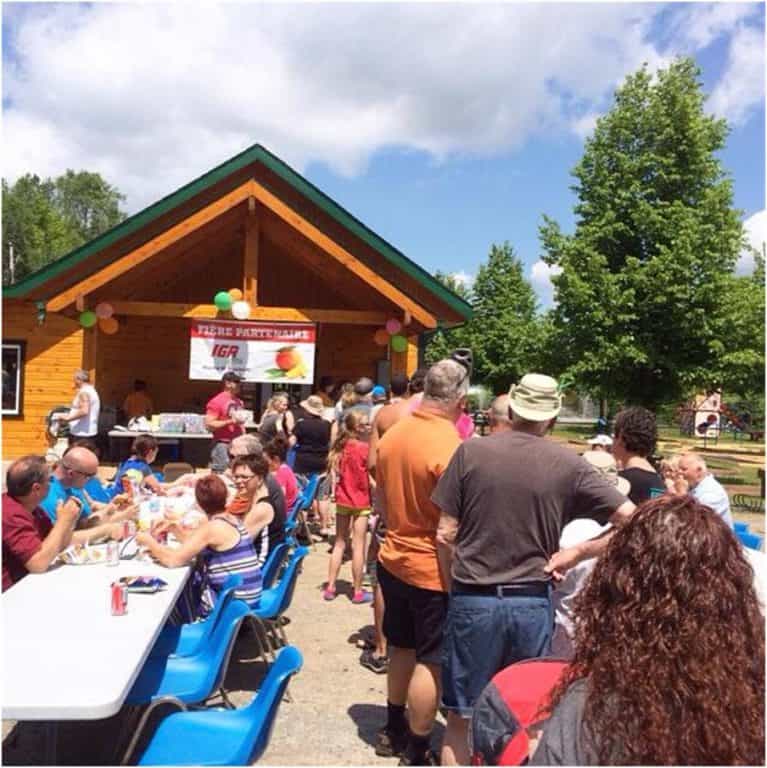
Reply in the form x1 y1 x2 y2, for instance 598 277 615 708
677 452 708 488
58 446 99 488
489 394 512 433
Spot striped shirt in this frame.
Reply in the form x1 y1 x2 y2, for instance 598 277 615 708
200 518 264 616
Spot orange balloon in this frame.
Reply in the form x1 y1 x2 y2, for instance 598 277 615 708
373 329 390 346
98 316 119 335
228 288 243 301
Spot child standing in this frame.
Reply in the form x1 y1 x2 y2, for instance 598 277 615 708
323 409 373 604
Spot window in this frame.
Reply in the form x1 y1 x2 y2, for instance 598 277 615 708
2 341 25 417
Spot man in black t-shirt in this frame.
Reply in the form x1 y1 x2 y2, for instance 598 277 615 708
433 373 635 766
612 406 665 505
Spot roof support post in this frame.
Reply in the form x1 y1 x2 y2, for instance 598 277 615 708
244 198 259 305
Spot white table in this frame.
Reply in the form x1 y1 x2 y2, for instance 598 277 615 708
3 558 190 721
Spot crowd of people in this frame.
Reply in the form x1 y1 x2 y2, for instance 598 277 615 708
2 360 764 765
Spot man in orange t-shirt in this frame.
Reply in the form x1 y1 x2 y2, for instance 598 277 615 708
374 359 467 765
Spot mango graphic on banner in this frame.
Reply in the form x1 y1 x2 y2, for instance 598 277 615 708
265 346 308 379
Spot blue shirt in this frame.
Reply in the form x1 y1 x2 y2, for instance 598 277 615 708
40 476 91 523
109 457 152 498
692 473 733 528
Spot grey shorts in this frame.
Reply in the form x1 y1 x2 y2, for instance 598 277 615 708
210 442 230 473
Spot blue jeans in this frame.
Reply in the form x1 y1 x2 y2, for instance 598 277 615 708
442 589 553 716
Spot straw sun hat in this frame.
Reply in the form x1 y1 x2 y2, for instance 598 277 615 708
508 373 563 422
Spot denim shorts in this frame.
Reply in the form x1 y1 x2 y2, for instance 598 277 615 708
442 588 553 716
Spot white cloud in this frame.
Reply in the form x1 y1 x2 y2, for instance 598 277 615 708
2 4 762 212
530 260 563 307
668 3 758 50
451 270 474 290
708 22 765 126
737 209 766 275
570 112 601 140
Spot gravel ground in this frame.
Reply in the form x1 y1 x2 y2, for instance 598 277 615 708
2 541 444 765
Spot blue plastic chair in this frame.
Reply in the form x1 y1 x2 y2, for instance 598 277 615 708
737 531 764 550
126 598 250 706
286 474 320 545
150 575 242 659
130 646 303 766
734 521 750 534
261 542 292 591
121 597 253 765
251 547 309 657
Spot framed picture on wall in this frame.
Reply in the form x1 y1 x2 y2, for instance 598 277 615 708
2 340 26 417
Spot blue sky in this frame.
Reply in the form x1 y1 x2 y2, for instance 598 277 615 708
3 2 764 305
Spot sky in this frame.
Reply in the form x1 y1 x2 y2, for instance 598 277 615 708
2 2 765 307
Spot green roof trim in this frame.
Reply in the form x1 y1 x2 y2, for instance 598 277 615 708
5 143 473 320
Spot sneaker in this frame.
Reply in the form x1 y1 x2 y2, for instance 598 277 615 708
352 590 373 604
360 649 388 674
375 727 409 758
322 587 336 601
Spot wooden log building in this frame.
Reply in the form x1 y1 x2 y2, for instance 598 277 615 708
2 143 471 459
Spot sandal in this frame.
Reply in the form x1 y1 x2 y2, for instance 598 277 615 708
322 586 337 601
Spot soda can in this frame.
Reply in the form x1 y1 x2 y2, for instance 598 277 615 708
110 582 128 615
107 539 120 566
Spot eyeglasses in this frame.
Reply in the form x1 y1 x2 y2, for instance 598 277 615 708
61 461 97 478
232 473 257 482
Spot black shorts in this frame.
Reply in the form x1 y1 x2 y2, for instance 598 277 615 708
378 561 448 666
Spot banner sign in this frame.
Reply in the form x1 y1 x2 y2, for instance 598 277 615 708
189 320 316 384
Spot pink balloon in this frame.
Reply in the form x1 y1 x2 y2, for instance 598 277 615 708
95 302 114 319
385 318 401 335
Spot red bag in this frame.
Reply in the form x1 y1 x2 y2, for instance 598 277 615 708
471 658 569 765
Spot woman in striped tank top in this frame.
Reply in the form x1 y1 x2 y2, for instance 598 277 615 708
137 474 263 617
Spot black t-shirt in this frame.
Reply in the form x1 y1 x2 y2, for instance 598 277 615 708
293 414 331 475
619 467 664 505
264 474 286 554
431 431 627 585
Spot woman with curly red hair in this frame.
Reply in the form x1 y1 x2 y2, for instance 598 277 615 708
532 494 764 765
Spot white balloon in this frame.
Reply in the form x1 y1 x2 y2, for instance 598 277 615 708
231 300 251 320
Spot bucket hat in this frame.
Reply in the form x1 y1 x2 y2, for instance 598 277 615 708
508 374 562 422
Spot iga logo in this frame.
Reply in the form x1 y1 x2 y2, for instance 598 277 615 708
211 344 240 358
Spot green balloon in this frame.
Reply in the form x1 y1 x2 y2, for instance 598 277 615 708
214 291 233 311
391 334 408 353
79 310 97 328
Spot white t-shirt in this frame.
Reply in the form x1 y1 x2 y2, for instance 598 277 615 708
551 518 611 658
744 546 766 616
69 383 101 437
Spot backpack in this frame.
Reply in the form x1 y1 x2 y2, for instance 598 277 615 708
471 658 569 765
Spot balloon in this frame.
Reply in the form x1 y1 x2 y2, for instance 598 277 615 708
390 334 408 353
95 302 114 319
214 291 233 311
231 300 251 320
373 329 390 346
98 316 119 335
228 288 243 301
79 310 97 328
385 318 402 335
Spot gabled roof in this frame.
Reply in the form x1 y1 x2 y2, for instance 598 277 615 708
5 143 472 321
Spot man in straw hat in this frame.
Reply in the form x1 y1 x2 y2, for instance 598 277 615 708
432 373 636 765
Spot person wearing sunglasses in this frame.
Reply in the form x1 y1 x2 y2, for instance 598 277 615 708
40 446 135 527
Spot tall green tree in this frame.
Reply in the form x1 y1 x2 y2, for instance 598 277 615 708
425 243 543 393
53 170 126 242
2 175 80 285
540 58 744 407
2 170 127 285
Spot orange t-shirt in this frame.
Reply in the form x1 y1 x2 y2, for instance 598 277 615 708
377 409 461 592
